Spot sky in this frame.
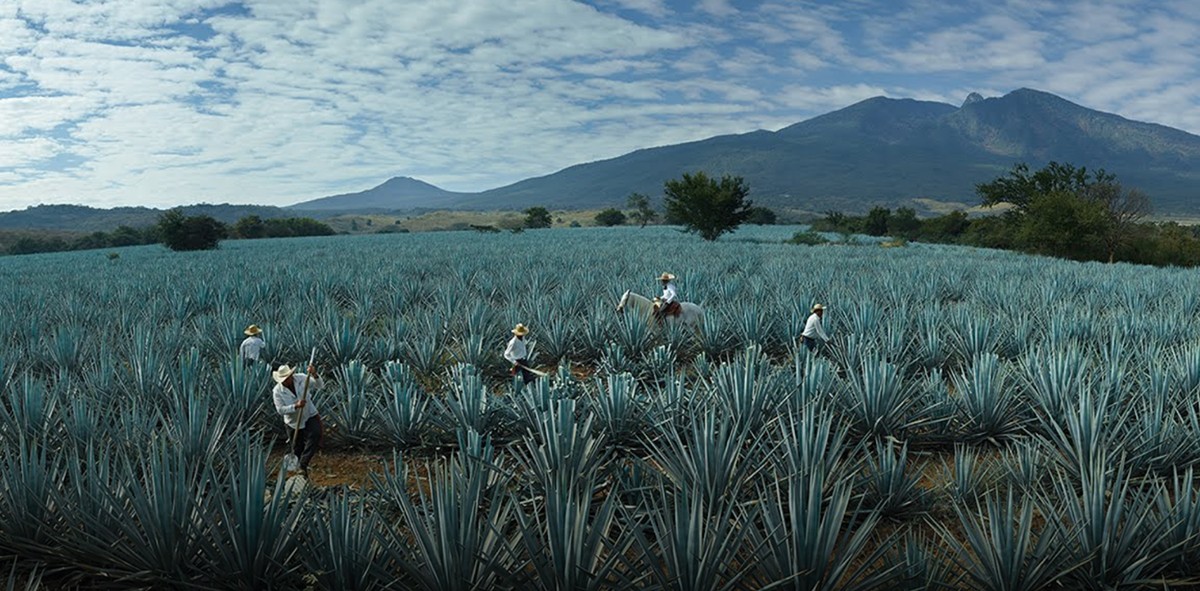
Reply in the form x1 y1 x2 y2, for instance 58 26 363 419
1 0 1198 211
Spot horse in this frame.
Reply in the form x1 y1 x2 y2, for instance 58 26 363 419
616 290 704 331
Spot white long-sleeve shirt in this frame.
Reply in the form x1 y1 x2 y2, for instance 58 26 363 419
273 373 321 429
240 336 265 361
661 282 678 304
504 336 527 364
802 313 830 342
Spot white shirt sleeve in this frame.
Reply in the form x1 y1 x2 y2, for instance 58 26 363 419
504 336 525 363
803 313 830 341
661 283 677 304
273 384 298 416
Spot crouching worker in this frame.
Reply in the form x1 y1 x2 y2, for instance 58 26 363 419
801 303 831 352
272 363 323 478
504 323 538 384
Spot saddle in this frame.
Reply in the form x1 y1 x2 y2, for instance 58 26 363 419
653 298 683 317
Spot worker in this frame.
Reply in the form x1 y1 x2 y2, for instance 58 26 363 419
272 363 323 478
801 303 831 351
504 323 538 384
240 324 266 366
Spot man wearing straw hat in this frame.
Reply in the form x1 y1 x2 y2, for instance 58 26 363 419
654 272 682 322
240 324 266 366
504 323 538 384
272 363 323 478
801 304 831 351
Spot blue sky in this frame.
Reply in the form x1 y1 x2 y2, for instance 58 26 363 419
1 0 1197 210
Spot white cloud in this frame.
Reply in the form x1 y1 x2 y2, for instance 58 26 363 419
0 0 1198 211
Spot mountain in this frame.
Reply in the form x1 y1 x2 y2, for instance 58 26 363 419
290 176 470 211
456 88 1200 213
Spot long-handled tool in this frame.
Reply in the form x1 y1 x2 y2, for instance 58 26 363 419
515 362 550 377
283 347 317 473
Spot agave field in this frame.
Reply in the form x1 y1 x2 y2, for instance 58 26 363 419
5 225 1200 589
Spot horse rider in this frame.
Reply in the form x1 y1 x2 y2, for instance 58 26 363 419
655 272 682 322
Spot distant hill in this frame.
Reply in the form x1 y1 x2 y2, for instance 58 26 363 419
461 88 1200 213
289 176 470 211
0 203 312 233
9 88 1200 231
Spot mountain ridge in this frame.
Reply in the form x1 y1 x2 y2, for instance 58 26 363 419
297 87 1199 214
6 88 1199 231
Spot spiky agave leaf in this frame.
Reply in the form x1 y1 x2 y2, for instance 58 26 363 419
1155 467 1200 581
196 436 306 590
861 439 929 521
510 399 634 591
1049 456 1175 589
380 449 521 591
642 406 772 508
624 481 759 591
936 486 1075 591
303 494 396 591
953 353 1027 445
588 372 648 449
745 468 894 591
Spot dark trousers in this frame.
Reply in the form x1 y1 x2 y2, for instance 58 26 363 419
802 336 817 351
512 359 537 384
294 414 323 471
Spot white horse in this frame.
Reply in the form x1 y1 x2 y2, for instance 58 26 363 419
616 290 705 331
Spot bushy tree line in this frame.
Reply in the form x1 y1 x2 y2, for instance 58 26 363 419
3 225 160 255
159 210 337 251
813 162 1200 266
3 211 338 256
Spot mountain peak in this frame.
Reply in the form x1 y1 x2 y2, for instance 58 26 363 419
962 92 984 107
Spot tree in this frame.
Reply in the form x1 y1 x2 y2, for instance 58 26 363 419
1084 182 1152 262
977 161 1115 212
863 207 891 236
524 207 552 229
663 171 753 241
594 208 627 227
1014 191 1108 260
158 208 226 251
888 207 921 240
746 206 777 225
627 193 657 228
234 215 265 239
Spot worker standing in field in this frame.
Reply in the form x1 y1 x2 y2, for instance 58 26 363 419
504 323 538 384
272 363 323 478
655 272 682 322
801 304 831 351
240 324 266 366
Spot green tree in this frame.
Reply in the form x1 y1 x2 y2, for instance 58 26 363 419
746 206 777 225
627 193 657 228
863 206 891 236
977 161 1115 212
158 208 226 251
1015 192 1109 260
233 215 265 239
888 207 921 240
109 225 149 247
524 207 552 229
663 171 753 241
594 208 626 227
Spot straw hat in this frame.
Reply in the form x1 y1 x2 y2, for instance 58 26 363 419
244 324 262 336
658 272 676 281
272 364 296 383
511 323 530 336
811 303 825 312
